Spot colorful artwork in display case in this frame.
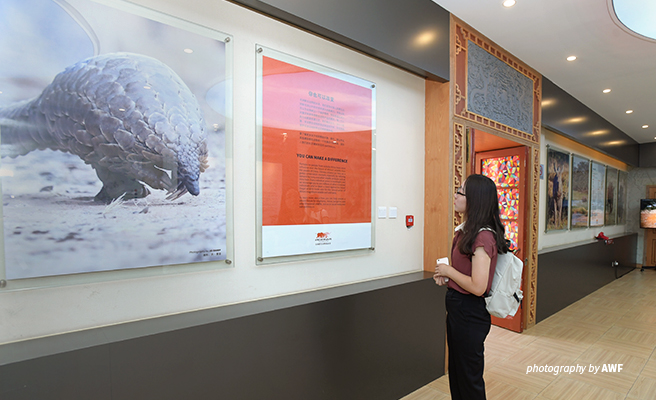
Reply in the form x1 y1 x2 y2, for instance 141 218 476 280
482 156 520 187
498 188 520 220
482 155 520 250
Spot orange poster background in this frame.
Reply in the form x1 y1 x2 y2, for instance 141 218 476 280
262 56 372 226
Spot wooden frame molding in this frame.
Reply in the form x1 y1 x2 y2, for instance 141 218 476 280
424 80 452 273
452 17 541 144
449 16 541 330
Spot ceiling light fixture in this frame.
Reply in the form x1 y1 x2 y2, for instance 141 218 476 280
564 116 587 124
626 110 634 114
603 89 611 93
503 0 516 7
643 125 649 129
566 55 577 61
183 48 194 54
413 30 438 47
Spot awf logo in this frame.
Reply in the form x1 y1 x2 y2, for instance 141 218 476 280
315 232 332 246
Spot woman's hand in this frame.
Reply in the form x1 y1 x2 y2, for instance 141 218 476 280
433 275 448 285
434 262 451 285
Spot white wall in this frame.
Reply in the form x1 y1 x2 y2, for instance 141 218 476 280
0 0 426 345
538 130 629 251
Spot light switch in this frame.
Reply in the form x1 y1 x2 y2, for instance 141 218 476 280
378 206 387 218
389 207 398 218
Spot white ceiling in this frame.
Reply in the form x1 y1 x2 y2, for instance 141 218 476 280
432 0 656 144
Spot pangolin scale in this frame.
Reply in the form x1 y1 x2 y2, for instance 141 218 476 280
0 52 209 203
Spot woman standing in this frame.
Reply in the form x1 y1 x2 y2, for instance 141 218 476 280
434 174 509 400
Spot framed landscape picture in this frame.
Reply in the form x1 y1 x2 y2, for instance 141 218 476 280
570 155 590 228
546 147 570 231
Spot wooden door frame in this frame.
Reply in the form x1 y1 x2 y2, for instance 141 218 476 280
474 144 529 332
453 124 540 331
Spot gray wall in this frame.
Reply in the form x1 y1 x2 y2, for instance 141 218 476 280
536 233 637 322
0 274 446 400
640 143 656 167
627 167 656 263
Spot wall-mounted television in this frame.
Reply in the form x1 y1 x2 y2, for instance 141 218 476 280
641 199 656 229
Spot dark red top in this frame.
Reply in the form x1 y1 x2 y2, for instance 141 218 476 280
447 229 498 296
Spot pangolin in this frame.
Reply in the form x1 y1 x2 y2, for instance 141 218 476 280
0 52 209 203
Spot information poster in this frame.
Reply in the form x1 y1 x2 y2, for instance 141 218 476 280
590 162 606 227
257 48 374 258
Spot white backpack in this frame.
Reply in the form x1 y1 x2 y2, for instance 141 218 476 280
480 228 524 318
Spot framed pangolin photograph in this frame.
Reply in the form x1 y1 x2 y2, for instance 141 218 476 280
0 0 231 280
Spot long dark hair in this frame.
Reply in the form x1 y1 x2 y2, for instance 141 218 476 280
457 174 510 257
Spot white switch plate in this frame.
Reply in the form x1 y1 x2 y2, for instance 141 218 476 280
377 206 387 218
389 207 398 218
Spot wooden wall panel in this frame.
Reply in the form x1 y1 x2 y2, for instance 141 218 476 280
424 80 452 272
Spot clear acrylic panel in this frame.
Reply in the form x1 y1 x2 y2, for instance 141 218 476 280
255 46 376 264
0 0 234 290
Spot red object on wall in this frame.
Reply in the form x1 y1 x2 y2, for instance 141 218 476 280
406 215 414 228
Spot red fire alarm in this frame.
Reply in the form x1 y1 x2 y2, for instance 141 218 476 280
406 215 414 228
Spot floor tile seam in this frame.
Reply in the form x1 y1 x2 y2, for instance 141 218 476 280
594 337 656 354
537 374 625 399
486 376 541 398
631 346 656 392
562 372 635 397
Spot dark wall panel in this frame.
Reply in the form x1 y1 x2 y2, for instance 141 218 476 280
640 142 656 167
230 0 451 81
0 275 446 400
536 233 637 323
542 78 640 167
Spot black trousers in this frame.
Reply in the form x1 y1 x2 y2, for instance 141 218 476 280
446 288 491 400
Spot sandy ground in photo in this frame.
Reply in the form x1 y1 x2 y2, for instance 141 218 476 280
1 133 227 280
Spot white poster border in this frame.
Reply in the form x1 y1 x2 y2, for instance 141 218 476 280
255 45 376 264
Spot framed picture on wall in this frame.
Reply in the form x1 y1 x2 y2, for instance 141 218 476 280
605 167 618 225
590 162 606 227
617 171 627 225
570 155 590 228
546 147 570 232
256 46 375 261
0 0 233 282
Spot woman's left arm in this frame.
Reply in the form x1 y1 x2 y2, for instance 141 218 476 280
435 246 491 296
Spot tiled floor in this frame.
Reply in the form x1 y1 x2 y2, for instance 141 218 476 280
401 269 656 400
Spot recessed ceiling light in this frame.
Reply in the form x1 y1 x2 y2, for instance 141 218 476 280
503 0 516 7
565 116 587 124
414 30 438 47
184 48 193 54
643 125 649 129
603 89 611 93
589 130 609 136
626 110 634 114
567 55 577 61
